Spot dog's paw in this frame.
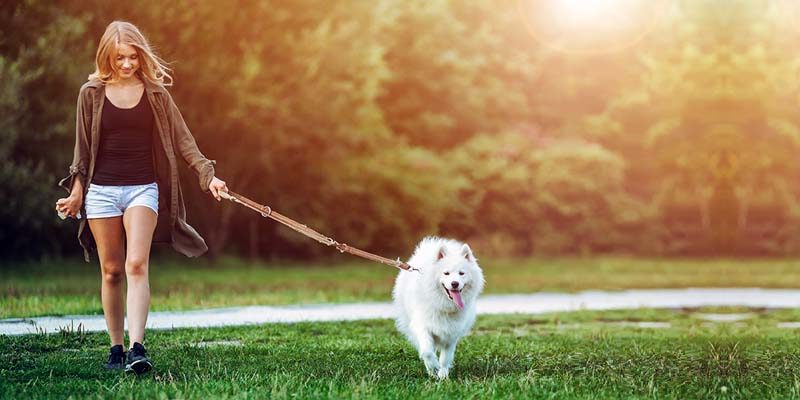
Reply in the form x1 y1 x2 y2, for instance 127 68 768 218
437 367 449 380
421 352 440 376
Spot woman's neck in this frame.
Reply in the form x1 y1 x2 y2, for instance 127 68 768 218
109 76 142 87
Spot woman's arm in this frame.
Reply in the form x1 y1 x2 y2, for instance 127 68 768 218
58 86 92 194
56 86 92 218
164 90 227 198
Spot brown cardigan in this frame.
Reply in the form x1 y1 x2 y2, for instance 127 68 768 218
59 78 216 262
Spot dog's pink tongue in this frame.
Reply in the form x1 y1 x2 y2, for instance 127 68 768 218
450 290 464 310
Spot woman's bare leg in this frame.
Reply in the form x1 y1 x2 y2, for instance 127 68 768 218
122 206 157 347
87 217 126 346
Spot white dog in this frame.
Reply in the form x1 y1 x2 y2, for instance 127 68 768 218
392 236 485 379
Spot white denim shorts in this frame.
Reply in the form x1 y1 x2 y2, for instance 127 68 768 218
84 182 159 219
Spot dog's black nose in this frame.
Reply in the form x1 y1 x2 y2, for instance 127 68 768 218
451 281 459 289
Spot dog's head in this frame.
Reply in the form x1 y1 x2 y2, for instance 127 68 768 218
429 241 484 311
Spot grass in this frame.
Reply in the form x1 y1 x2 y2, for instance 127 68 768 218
4 258 800 398
3 256 800 318
2 310 800 399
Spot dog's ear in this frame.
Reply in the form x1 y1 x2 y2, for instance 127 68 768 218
461 243 475 262
437 246 446 262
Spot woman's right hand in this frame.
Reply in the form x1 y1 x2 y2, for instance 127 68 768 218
55 194 82 219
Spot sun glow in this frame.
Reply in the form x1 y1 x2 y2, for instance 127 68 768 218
552 0 629 27
520 0 673 54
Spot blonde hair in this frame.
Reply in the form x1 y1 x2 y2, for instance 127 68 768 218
88 21 173 86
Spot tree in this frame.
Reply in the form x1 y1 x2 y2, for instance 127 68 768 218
0 0 93 259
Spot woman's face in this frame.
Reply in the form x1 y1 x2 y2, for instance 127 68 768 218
113 42 139 80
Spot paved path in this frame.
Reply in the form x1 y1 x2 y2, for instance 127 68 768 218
3 288 800 336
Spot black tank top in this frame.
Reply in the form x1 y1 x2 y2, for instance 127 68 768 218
92 92 156 185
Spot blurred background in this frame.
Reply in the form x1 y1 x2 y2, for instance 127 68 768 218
3 0 800 262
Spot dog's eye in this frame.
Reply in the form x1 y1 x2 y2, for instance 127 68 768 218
444 272 450 276
459 271 465 276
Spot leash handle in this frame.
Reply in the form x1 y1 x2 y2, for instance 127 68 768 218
218 190 419 272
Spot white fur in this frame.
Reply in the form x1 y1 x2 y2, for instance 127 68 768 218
392 236 485 379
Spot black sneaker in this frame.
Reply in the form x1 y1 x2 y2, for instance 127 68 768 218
105 345 126 370
125 342 153 374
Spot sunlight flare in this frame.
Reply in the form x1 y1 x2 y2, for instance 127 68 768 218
520 0 672 53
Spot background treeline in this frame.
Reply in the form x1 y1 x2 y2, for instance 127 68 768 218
3 0 800 261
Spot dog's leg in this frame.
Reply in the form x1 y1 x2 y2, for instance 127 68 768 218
410 321 439 376
437 340 457 380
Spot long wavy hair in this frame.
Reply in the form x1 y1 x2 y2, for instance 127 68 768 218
88 21 173 86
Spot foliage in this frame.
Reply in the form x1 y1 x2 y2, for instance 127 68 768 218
3 0 799 260
0 0 93 258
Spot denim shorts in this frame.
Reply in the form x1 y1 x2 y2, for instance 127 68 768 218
84 182 159 219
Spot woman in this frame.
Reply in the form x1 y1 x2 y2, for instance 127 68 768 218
54 21 228 374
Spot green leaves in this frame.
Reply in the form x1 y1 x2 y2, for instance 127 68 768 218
5 1 800 259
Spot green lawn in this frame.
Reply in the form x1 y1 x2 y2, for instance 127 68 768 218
4 258 800 398
3 256 800 318
2 310 800 399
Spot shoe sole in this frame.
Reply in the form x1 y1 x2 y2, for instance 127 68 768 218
125 359 153 374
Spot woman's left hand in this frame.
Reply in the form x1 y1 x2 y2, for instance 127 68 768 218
209 176 229 201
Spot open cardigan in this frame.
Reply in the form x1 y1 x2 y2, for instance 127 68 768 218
59 78 216 262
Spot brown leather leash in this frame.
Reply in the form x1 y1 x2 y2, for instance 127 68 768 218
219 190 419 272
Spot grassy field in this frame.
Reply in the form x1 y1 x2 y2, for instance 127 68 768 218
4 258 800 398
2 310 800 399
3 256 800 318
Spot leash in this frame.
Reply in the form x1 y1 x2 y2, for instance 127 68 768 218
218 190 419 272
